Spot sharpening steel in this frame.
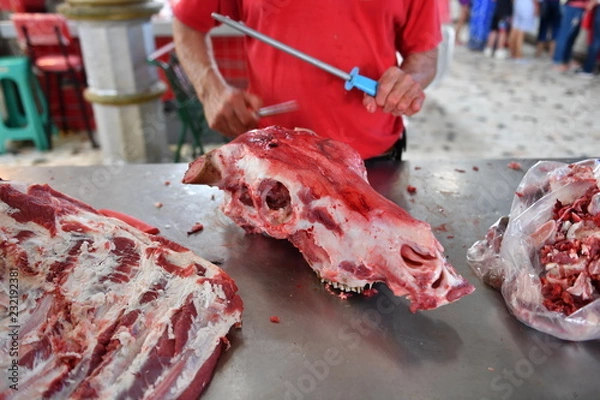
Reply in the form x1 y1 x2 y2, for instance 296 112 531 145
211 13 378 97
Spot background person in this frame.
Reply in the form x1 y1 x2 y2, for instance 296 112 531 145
483 0 513 59
535 0 562 57
171 0 441 161
577 0 600 76
509 0 538 60
456 0 472 44
553 0 591 72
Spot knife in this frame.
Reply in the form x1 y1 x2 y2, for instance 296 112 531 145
257 100 298 117
211 13 379 97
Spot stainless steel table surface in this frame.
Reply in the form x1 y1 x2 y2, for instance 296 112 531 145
1 160 599 400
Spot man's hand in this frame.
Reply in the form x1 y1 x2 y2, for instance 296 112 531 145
361 48 437 117
203 86 263 138
362 67 425 117
173 18 263 138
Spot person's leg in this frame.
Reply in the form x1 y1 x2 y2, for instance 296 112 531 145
516 30 526 58
563 9 584 65
498 29 508 49
486 30 498 48
486 12 501 54
516 1 536 59
553 5 576 68
583 8 600 73
508 22 519 58
548 1 562 57
495 27 509 58
548 40 556 58
508 30 515 57
536 1 550 56
456 3 470 44
485 29 497 56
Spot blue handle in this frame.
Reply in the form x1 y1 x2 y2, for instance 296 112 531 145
344 67 378 96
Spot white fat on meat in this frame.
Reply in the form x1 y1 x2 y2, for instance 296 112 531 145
0 181 242 399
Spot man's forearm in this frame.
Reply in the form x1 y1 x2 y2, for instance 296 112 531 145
400 48 439 90
172 18 227 103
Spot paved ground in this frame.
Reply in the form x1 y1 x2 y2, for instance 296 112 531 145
1 43 599 166
409 44 599 161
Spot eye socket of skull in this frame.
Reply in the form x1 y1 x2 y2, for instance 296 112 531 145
257 179 293 225
259 180 291 210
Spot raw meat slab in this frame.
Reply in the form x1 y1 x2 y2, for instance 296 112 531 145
0 181 243 399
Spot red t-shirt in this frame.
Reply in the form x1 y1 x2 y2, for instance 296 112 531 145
172 0 441 159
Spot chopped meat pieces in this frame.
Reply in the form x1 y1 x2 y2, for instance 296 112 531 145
538 184 600 315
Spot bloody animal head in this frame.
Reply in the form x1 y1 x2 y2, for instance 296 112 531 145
183 127 474 311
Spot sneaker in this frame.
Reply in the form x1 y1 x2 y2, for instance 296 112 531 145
495 49 509 60
483 47 493 58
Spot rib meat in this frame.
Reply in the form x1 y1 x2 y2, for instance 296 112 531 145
0 181 242 399
183 126 474 311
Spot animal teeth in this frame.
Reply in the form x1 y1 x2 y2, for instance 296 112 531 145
318 276 364 293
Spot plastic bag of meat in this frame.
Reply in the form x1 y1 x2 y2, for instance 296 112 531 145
467 159 600 341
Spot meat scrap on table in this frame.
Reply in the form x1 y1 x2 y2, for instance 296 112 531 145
183 126 475 312
187 222 205 235
0 181 243 399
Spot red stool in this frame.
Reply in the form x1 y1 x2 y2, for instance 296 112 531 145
11 13 98 148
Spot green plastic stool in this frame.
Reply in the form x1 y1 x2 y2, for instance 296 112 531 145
0 56 52 153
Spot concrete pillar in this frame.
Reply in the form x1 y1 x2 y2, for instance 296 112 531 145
59 0 169 164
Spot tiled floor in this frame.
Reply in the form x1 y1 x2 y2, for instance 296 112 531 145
1 43 599 167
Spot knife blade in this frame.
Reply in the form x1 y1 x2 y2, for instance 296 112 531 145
257 100 298 117
211 13 379 97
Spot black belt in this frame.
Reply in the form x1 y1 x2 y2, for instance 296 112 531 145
365 129 407 164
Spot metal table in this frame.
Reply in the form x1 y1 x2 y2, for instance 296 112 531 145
1 160 598 400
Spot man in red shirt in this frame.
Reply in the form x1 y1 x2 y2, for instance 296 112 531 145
172 0 441 160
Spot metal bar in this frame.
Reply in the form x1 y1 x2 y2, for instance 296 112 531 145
211 13 351 81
